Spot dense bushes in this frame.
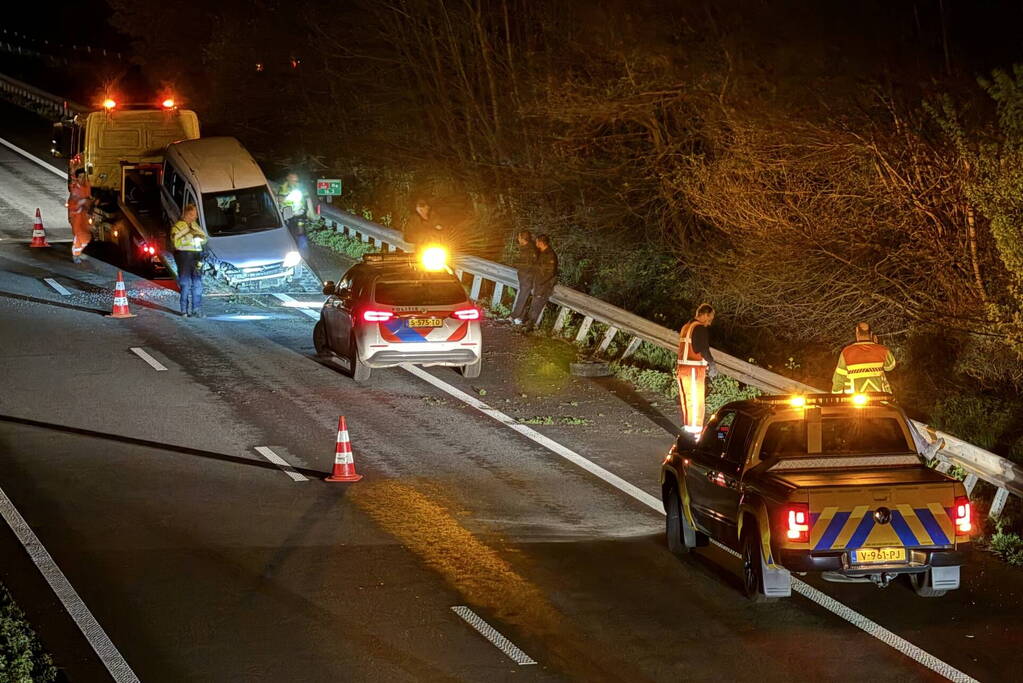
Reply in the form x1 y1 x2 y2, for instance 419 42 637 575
0 584 56 683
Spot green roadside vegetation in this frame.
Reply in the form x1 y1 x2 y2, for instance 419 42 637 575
0 583 57 683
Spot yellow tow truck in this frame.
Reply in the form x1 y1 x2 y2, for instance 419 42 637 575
661 392 971 600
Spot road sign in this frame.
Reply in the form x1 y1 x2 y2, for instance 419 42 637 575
316 179 342 196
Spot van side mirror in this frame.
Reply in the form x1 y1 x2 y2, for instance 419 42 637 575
282 205 294 220
322 281 336 295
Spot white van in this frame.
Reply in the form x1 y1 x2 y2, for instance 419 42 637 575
161 136 302 288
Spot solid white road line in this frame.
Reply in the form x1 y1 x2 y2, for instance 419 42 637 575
402 364 978 683
0 485 140 683
272 292 320 320
43 277 72 296
129 347 168 372
451 606 537 666
254 446 309 482
0 136 69 179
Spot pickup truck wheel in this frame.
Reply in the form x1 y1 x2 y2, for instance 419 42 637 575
909 571 947 598
665 492 690 556
313 320 330 358
741 531 769 602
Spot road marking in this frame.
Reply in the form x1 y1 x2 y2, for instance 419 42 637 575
129 347 168 371
43 278 72 296
272 292 319 320
0 485 140 683
451 606 536 666
0 136 69 179
402 364 978 683
254 446 309 482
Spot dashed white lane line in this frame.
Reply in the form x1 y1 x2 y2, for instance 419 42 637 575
0 485 140 683
254 446 309 482
43 277 72 296
272 292 320 320
0 136 69 179
129 347 168 372
402 364 978 683
451 606 537 666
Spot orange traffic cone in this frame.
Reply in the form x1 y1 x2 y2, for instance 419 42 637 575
325 416 363 482
106 271 136 319
29 208 50 247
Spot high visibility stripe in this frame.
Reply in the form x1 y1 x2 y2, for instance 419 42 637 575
927 502 955 542
833 506 869 548
846 362 884 371
864 519 901 546
897 504 930 544
814 510 850 550
810 506 838 547
113 297 128 306
915 507 951 546
833 367 848 376
845 512 875 549
889 510 921 547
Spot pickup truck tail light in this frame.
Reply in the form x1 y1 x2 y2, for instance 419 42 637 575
785 503 810 542
362 309 394 322
954 496 972 536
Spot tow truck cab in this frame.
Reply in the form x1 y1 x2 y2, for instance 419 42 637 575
661 393 971 599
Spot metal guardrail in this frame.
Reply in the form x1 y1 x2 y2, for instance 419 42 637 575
0 72 84 119
319 203 1022 518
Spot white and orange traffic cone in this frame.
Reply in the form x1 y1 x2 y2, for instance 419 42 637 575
29 208 50 247
325 416 363 482
106 271 136 319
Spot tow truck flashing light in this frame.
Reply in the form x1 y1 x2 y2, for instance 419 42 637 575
162 98 176 109
102 98 116 110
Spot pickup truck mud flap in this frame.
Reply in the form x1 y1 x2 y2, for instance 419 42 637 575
929 565 960 591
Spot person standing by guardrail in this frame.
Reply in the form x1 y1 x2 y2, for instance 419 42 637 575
68 169 93 264
510 230 537 325
171 203 208 318
677 303 718 435
523 234 558 332
831 322 896 393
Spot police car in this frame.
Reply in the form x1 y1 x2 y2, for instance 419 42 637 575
313 247 483 381
661 392 971 600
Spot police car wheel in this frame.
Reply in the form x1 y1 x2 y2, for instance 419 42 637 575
461 358 482 378
350 335 371 382
313 320 329 357
665 492 689 556
908 571 947 598
741 530 769 602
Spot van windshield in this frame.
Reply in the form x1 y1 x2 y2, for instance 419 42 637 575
202 187 280 236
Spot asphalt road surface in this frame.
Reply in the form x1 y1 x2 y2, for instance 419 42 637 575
0 113 1020 683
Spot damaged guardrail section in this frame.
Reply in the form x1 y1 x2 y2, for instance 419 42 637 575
319 203 1022 519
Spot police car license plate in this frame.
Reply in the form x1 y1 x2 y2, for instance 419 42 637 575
850 547 906 564
408 318 442 328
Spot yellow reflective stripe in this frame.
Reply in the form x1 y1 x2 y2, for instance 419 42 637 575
833 367 848 376
810 506 839 547
865 521 900 546
834 506 869 549
846 362 884 371
927 502 955 541
897 504 928 545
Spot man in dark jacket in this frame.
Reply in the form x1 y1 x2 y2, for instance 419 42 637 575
524 234 558 331
510 230 537 324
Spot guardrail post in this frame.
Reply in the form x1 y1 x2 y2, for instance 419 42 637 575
990 487 1010 518
553 306 572 334
597 326 618 356
491 282 504 308
963 473 978 497
469 274 483 301
574 316 594 344
622 337 643 360
455 269 464 281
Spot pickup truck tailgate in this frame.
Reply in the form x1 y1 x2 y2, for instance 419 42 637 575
775 467 957 551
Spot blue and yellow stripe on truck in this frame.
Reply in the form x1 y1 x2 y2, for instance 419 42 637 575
809 503 954 551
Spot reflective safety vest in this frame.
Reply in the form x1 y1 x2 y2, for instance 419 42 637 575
678 320 708 367
171 220 206 251
831 341 896 393
68 181 91 215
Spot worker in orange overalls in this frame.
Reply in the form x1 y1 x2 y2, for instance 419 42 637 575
831 322 896 393
68 168 93 263
677 303 719 436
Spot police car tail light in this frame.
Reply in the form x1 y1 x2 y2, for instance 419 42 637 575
954 496 972 535
362 309 394 322
785 503 810 542
452 307 480 321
